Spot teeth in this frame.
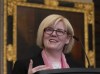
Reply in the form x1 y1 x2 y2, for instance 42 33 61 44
49 39 57 42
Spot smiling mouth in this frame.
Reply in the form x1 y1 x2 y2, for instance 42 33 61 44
49 39 58 43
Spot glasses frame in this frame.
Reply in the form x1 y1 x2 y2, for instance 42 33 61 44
44 27 67 36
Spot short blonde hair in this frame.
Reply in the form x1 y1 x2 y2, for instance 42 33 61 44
36 14 74 53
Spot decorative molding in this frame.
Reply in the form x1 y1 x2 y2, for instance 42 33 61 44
7 44 13 61
44 0 59 6
4 0 7 74
75 2 95 67
88 50 95 66
7 0 26 15
75 3 94 24
58 0 93 3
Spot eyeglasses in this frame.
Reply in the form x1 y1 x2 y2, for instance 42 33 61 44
44 27 67 36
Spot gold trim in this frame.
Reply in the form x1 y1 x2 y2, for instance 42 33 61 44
75 3 94 24
44 0 59 6
84 3 95 68
16 2 84 12
57 0 90 3
7 44 13 61
88 50 95 66
84 10 89 68
74 2 95 68
13 4 17 62
7 0 27 15
4 0 7 74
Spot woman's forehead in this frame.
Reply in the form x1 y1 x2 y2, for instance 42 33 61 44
48 21 66 29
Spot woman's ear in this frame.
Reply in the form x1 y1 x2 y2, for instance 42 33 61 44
65 35 72 44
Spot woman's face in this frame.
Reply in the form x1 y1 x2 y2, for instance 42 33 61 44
43 21 70 52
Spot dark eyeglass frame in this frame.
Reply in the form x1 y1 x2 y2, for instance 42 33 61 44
44 27 67 36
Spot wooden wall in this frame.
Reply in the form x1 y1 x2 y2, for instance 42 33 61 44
93 0 100 68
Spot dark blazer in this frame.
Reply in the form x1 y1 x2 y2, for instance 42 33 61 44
12 51 84 74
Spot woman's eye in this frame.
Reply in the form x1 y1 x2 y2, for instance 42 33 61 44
57 30 64 33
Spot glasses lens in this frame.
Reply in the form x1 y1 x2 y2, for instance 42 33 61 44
56 30 66 36
44 28 53 34
44 27 66 36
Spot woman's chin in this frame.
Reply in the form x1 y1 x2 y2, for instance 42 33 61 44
46 45 59 50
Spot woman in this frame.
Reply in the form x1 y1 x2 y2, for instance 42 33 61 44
12 14 83 74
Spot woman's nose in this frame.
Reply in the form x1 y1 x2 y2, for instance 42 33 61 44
51 30 57 36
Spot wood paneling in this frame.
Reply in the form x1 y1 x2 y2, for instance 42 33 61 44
94 0 100 68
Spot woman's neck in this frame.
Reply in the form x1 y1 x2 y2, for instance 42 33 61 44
44 49 62 62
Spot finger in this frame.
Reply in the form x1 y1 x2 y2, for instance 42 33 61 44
28 59 33 70
36 66 51 71
32 65 51 73
28 59 33 74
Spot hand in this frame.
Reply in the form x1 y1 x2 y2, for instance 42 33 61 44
28 59 50 74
